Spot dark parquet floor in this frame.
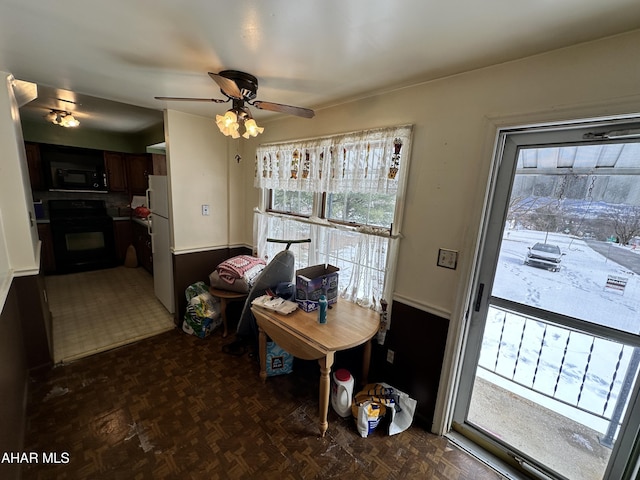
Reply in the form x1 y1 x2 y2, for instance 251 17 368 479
23 328 505 480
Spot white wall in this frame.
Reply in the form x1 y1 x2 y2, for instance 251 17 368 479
0 73 39 286
164 109 230 252
241 29 640 319
227 140 247 248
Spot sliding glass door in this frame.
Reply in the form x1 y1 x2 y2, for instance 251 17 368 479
453 120 640 480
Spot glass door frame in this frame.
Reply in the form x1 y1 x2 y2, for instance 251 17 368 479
451 117 640 480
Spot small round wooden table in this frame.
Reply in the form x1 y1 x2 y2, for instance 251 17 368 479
209 288 249 337
252 300 379 437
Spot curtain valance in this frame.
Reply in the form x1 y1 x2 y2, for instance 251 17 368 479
255 125 413 194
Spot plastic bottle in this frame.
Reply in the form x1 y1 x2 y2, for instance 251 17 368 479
318 295 328 324
331 369 354 417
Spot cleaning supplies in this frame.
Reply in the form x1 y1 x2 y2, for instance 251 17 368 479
331 369 354 417
318 294 328 324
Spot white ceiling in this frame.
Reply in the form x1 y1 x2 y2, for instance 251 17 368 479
2 0 640 134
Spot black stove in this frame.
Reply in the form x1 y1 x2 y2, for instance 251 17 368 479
49 199 117 273
49 199 111 220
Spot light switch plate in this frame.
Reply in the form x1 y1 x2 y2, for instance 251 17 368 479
437 248 458 269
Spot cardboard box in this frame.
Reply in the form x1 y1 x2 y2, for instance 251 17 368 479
296 264 339 312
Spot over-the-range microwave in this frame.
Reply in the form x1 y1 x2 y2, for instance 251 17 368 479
41 144 108 192
51 166 107 192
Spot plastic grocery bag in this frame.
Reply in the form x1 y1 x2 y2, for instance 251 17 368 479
265 341 293 376
351 383 417 437
182 282 221 338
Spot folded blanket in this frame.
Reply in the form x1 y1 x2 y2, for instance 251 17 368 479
217 255 266 285
209 271 249 293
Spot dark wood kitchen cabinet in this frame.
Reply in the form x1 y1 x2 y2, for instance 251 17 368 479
113 219 133 264
126 154 153 195
25 142 45 191
104 151 127 192
37 223 56 274
152 153 167 175
132 221 153 274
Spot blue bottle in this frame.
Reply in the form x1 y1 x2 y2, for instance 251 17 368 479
318 295 328 324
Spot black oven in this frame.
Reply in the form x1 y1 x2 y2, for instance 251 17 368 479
49 200 117 273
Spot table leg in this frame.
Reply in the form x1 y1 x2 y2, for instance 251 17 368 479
219 298 229 337
361 339 372 386
318 351 335 437
258 325 267 383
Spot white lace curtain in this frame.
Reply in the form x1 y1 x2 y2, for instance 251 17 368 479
255 125 413 194
254 212 390 310
253 124 412 319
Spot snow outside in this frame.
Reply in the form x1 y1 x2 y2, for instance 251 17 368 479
478 228 640 434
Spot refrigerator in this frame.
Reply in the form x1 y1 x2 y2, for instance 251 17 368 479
146 175 175 314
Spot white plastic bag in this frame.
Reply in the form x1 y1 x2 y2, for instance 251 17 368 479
352 382 417 437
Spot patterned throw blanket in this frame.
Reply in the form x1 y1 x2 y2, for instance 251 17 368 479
216 255 266 285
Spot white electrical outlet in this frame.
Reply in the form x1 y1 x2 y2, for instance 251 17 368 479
386 349 395 364
202 204 210 216
437 248 458 269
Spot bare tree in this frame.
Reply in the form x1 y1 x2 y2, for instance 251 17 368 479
612 206 640 245
529 203 563 241
508 196 537 222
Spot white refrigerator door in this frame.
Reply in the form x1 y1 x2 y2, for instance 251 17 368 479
150 214 175 314
147 175 169 219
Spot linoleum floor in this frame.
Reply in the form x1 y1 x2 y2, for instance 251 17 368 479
45 266 175 364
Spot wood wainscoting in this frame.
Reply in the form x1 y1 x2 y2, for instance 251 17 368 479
0 282 29 480
370 300 449 429
172 246 252 326
14 273 53 372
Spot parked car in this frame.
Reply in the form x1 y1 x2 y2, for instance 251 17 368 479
524 242 564 272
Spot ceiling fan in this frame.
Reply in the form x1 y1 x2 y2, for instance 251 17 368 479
155 70 314 138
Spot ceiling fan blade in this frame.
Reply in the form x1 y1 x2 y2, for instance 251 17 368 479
208 72 243 99
154 96 228 103
253 101 315 119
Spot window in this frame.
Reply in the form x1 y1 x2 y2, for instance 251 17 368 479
270 189 314 217
326 191 396 228
269 189 395 229
254 125 412 311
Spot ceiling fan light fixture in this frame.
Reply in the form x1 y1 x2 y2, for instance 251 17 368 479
62 114 79 128
242 118 264 139
46 109 80 128
216 110 240 137
216 110 237 128
45 111 58 123
215 108 264 139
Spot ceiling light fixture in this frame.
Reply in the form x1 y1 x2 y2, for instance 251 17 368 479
215 100 263 139
46 109 80 128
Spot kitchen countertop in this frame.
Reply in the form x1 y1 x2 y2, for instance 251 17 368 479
132 217 151 227
37 216 148 225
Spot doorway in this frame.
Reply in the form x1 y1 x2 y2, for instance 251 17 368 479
452 119 640 479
